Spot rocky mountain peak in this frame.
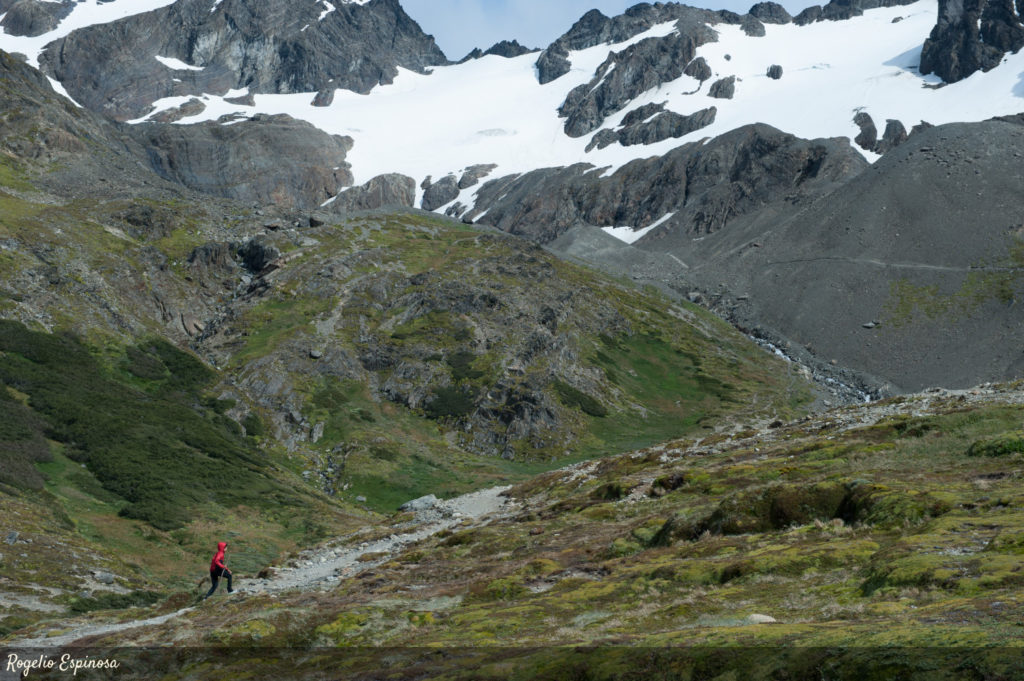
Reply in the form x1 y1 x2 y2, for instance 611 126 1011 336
38 0 448 121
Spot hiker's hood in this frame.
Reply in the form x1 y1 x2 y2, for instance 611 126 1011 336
217 542 227 551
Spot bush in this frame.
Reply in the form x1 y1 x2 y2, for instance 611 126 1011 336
967 433 1024 458
425 385 476 420
552 380 607 417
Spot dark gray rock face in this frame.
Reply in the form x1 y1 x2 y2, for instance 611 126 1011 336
421 175 460 211
683 56 712 81
132 114 354 210
466 124 867 243
749 2 793 23
853 112 878 151
39 0 449 121
876 119 908 153
853 112 908 154
585 129 621 152
535 4 738 85
458 164 498 190
586 104 716 150
766 64 784 79
708 75 736 99
741 15 767 36
920 0 1024 83
459 40 536 63
325 174 416 213
794 0 918 25
0 0 73 37
535 45 571 84
559 32 699 137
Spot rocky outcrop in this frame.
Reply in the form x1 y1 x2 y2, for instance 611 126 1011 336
749 2 793 23
767 64 784 79
0 0 73 37
920 0 1024 83
794 0 919 25
39 0 449 121
853 112 908 154
741 15 767 36
709 76 736 99
132 114 354 210
326 174 416 212
876 119 908 153
421 175 460 211
684 56 712 82
853 112 878 151
586 103 717 151
559 32 701 137
535 4 739 85
460 40 536 62
465 124 868 243
458 164 498 190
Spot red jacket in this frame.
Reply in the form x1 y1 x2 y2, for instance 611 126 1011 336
210 542 227 572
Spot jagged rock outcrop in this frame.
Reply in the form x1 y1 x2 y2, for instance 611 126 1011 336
535 4 740 84
741 15 767 36
131 114 354 210
875 119 908 153
326 174 416 213
794 0 919 25
39 0 449 121
458 164 498 190
467 124 867 243
920 0 1024 83
709 76 736 99
684 56 712 82
587 103 717 150
560 32 703 137
749 2 793 23
853 112 878 151
421 175 460 211
0 0 73 37
853 112 908 154
460 39 536 62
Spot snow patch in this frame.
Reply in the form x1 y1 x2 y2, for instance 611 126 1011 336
155 55 204 71
602 212 675 244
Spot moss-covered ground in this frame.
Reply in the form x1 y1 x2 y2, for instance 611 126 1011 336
28 385 1024 679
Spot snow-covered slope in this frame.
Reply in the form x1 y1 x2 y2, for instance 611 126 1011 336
105 0 1023 208
4 0 1024 218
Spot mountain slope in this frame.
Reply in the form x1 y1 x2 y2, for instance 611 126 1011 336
37 0 447 121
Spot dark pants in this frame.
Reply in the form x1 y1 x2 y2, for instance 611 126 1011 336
205 567 233 598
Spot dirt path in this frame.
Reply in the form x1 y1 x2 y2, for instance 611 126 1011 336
3 486 514 649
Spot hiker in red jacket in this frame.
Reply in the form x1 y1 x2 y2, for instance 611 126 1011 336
204 541 234 599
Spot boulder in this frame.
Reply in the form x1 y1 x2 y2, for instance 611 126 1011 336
326 174 416 212
708 76 736 99
399 494 439 512
766 64 783 79
421 174 460 211
853 111 878 151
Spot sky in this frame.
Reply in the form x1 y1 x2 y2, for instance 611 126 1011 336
401 0 818 60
